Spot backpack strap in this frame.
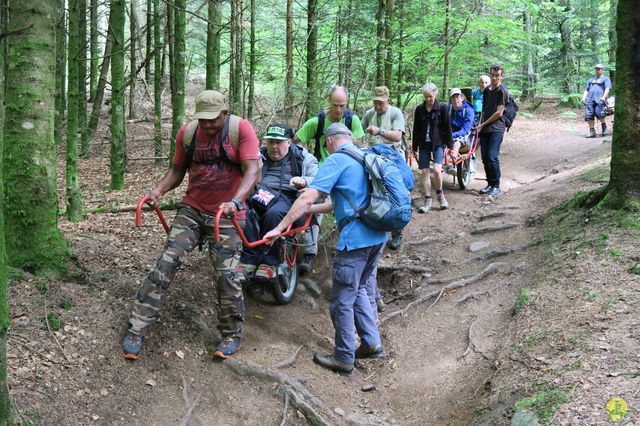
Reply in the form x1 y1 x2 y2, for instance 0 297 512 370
182 120 199 168
343 109 354 130
333 150 369 229
313 111 326 160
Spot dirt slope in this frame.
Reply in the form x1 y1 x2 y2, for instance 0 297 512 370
7 109 623 426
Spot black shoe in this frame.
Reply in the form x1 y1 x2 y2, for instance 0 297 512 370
389 233 402 250
355 343 385 359
312 353 354 376
488 187 502 197
299 254 315 275
585 129 597 138
122 332 144 360
213 336 242 359
479 185 492 195
601 124 608 136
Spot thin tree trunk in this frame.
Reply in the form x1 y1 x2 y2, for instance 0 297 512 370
129 0 137 118
78 0 89 157
344 0 352 90
110 0 126 189
442 0 452 93
384 0 394 86
337 6 342 84
67 0 84 220
375 0 385 86
170 0 186 163
205 0 220 89
589 0 600 63
87 31 113 139
89 0 98 102
305 0 318 120
154 0 162 163
608 0 617 86
54 0 67 146
285 0 293 117
0 0 11 421
247 0 255 118
559 0 578 94
522 6 535 102
167 3 174 103
395 0 403 105
145 0 152 83
4 0 69 274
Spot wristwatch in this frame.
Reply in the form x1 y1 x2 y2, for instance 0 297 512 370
231 198 244 211
379 128 385 137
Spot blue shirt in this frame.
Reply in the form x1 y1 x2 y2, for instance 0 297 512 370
585 76 612 102
471 88 484 113
310 143 387 251
448 101 474 139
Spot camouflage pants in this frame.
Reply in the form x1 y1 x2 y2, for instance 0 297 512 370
127 204 245 338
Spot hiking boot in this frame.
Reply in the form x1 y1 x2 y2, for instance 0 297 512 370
489 187 502 197
479 185 492 195
255 264 277 280
418 197 432 214
585 129 597 138
376 298 386 313
355 343 385 359
601 124 608 136
213 336 242 359
299 254 315 275
437 193 448 210
234 262 257 281
388 233 402 250
312 353 354 376
122 332 143 360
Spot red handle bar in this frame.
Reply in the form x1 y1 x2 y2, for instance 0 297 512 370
215 208 313 248
136 196 170 234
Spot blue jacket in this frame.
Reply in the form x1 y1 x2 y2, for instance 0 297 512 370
448 101 474 139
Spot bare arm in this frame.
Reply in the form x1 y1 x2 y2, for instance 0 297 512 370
477 105 505 133
309 198 333 214
148 164 187 201
366 126 403 142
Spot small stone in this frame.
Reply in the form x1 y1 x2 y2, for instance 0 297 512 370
146 379 156 387
334 407 345 416
470 241 490 252
361 383 376 392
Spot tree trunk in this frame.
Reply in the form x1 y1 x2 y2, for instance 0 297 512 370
67 0 84 221
154 0 162 163
375 0 385 86
384 0 394 86
110 0 126 189
395 0 403 105
344 0 352 90
4 0 69 275
285 0 293 117
87 32 113 139
247 0 255 118
89 0 98 102
442 0 452 94
559 0 578 94
205 0 221 89
305 0 318 120
605 0 640 203
608 0 617 86
170 0 186 163
0 1 10 421
78 0 89 157
522 6 535 102
54 0 67 146
145 0 152 83
129 0 137 119
589 0 600 64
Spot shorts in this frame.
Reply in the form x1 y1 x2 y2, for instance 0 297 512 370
584 100 606 121
418 144 445 169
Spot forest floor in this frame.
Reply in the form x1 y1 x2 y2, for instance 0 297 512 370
7 101 639 425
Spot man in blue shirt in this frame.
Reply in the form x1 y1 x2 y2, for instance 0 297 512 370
264 123 386 376
581 63 612 138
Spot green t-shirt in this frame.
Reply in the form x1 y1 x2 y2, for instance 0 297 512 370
295 113 365 162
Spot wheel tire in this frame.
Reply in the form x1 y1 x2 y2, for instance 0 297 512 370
457 158 471 189
271 243 299 304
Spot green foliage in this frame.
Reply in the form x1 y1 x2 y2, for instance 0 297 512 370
514 288 529 315
7 267 25 282
59 299 73 310
584 289 598 302
515 388 567 423
629 263 640 275
35 281 48 296
518 327 548 349
45 312 61 331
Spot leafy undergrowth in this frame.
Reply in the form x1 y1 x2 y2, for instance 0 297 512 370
477 184 640 425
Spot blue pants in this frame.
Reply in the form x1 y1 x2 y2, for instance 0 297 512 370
365 241 386 321
479 131 504 188
331 243 384 364
584 100 606 121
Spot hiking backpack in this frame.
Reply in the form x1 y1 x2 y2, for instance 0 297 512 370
182 114 242 167
334 149 412 232
503 94 518 131
313 109 354 160
367 144 414 192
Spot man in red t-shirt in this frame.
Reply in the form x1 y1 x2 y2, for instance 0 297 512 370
122 90 260 360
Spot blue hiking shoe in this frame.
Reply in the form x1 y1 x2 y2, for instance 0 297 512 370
213 336 242 359
122 332 143 360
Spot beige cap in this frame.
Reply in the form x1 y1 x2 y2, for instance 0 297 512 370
372 86 390 101
194 90 227 120
449 88 462 98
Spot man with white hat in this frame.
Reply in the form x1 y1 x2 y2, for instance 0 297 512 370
581 64 612 138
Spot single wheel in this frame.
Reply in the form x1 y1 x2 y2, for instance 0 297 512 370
271 241 299 304
457 158 471 189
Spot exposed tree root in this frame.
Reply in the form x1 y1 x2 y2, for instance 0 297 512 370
458 319 491 361
404 236 440 246
224 359 332 426
380 262 507 325
275 345 305 368
473 237 544 261
280 391 289 426
470 223 519 234
377 263 433 274
479 212 507 221
180 393 202 426
456 290 490 304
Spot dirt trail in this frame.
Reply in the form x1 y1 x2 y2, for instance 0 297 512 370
7 112 612 425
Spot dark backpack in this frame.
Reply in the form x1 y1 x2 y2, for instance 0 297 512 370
334 149 412 232
313 109 354 160
503 94 518 131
